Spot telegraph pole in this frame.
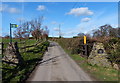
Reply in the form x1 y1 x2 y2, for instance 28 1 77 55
52 33 54 40
59 24 61 38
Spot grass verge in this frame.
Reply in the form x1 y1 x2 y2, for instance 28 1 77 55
61 44 118 81
2 40 50 82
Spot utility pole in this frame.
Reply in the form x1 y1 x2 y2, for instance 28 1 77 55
52 33 54 40
59 24 61 38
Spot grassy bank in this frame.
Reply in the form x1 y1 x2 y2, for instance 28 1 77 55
69 54 118 81
2 39 49 82
57 41 118 81
2 38 37 49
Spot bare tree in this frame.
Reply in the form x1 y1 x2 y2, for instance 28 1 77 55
13 26 23 38
14 16 49 41
30 16 43 40
31 29 42 40
92 24 119 37
77 33 85 37
42 26 49 40
13 21 31 39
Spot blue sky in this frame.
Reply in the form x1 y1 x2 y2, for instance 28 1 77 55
1 2 118 37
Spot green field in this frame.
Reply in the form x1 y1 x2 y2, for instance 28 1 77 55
2 38 37 49
2 38 50 82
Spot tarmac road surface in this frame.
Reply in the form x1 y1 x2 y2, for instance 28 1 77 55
27 41 93 81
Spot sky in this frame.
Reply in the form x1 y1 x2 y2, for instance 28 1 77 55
1 2 118 38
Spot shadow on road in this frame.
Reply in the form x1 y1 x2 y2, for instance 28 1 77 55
38 55 60 65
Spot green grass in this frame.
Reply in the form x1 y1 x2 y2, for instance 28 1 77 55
3 38 20 43
2 39 50 82
2 38 37 49
70 55 118 81
59 42 118 81
69 54 118 81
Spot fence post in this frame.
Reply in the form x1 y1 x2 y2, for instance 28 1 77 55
14 42 24 64
0 42 3 55
22 42 25 52
0 42 2 55
24 41 26 52
82 45 84 55
2 42 4 55
84 44 88 56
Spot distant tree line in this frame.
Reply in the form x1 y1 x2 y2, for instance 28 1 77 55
76 24 120 38
92 24 120 38
13 16 49 40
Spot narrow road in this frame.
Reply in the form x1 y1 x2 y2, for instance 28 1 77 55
27 41 92 81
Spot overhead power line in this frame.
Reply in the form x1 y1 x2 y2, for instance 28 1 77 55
62 2 79 23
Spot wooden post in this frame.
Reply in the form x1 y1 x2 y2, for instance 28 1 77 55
14 42 24 64
0 42 3 55
2 42 4 55
84 44 88 56
0 42 1 55
28 39 29 51
25 41 26 52
22 42 25 52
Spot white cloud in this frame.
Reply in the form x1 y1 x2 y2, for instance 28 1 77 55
8 8 20 13
53 28 59 31
0 8 2 12
81 17 91 22
0 6 3 12
66 7 94 16
51 21 57 24
0 4 8 12
0 4 20 14
37 5 46 11
76 11 118 34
